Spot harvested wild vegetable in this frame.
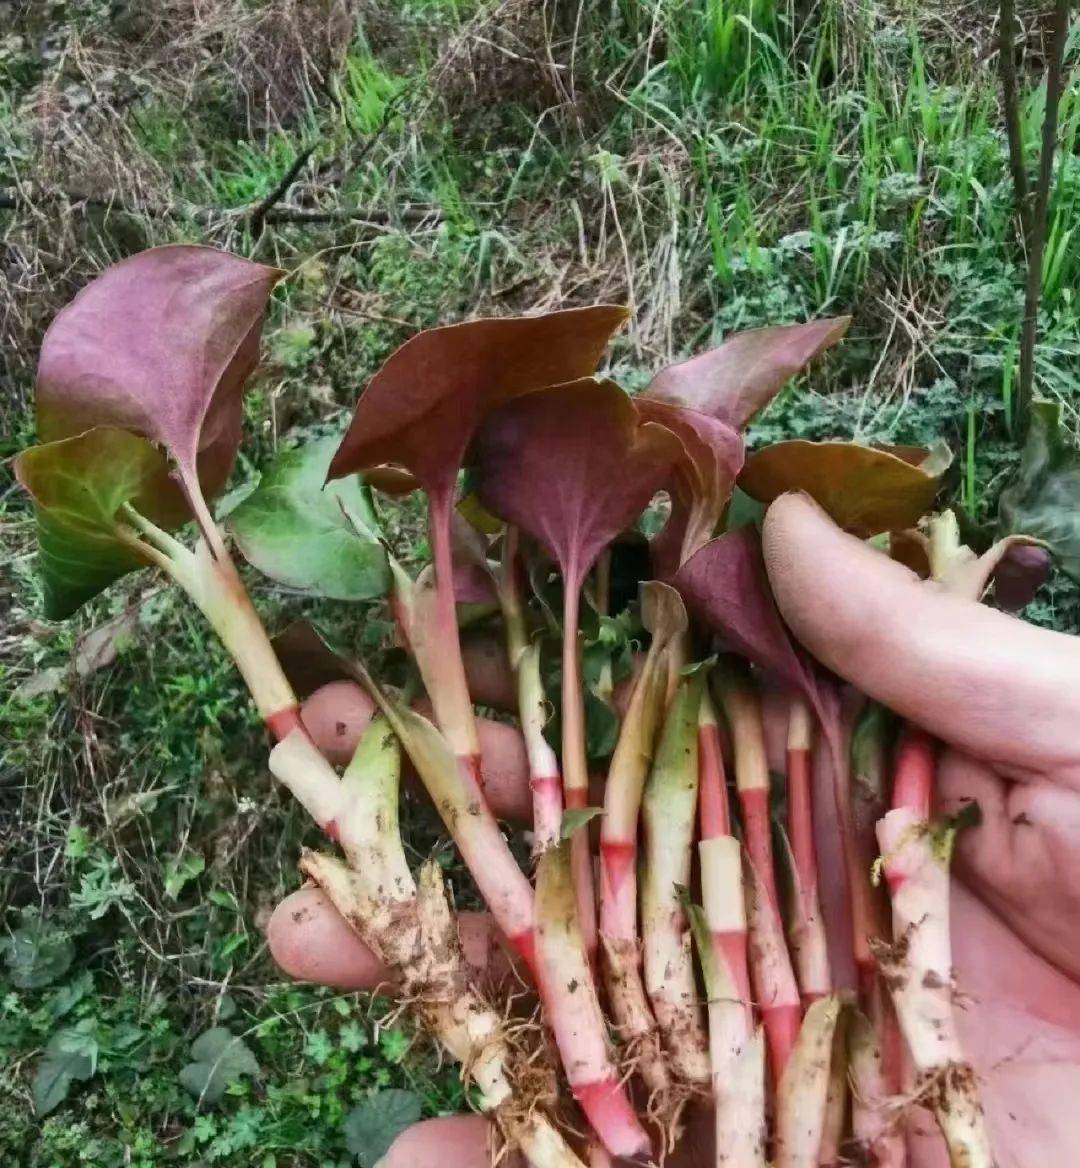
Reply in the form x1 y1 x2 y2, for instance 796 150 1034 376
23 245 1037 1167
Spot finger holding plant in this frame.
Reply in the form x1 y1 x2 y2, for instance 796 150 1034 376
25 243 1055 1168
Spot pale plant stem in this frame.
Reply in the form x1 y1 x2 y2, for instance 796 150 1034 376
560 571 598 955
427 486 482 761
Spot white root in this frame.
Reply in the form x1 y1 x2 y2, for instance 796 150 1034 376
847 1007 906 1168
271 726 586 1168
774 997 842 1168
876 807 994 1168
715 1029 767 1168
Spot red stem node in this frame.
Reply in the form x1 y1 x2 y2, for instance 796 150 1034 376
892 727 936 821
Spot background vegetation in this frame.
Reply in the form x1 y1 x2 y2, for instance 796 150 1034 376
2 1 1078 1164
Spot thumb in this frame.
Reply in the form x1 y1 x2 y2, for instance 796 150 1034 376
762 492 1080 785
379 1116 508 1168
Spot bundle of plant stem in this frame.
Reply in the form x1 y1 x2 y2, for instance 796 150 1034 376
19 244 1037 1168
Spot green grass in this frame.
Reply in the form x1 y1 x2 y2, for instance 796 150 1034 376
2 1 1080 1164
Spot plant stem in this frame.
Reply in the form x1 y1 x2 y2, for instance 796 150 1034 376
120 505 299 730
349 679 541 978
876 733 994 1168
427 485 482 764
697 692 731 839
536 844 650 1160
773 997 842 1168
519 644 565 854
717 669 779 912
688 899 765 1168
697 693 752 1028
642 675 711 1088
598 587 684 1104
786 698 816 901
561 570 598 955
1016 0 1071 432
786 698 831 1006
498 529 563 853
998 0 1031 245
744 856 803 1089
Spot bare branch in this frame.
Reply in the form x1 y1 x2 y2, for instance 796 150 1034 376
998 0 1032 245
0 186 441 231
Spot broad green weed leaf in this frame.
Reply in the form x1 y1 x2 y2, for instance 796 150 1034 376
343 1089 422 1166
164 853 206 900
33 1027 98 1116
1 914 75 989
179 1026 260 1104
229 435 390 600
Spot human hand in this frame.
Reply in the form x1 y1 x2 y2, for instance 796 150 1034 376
764 493 1080 1168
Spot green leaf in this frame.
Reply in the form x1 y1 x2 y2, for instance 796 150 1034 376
179 1027 260 1104
343 1089 422 1167
229 435 391 601
560 806 604 841
164 853 206 900
998 400 1080 582
1 915 75 989
33 1027 98 1116
15 428 166 619
584 687 620 759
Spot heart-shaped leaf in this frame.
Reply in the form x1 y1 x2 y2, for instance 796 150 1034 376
344 1089 423 1167
178 1026 260 1104
645 318 850 429
33 1027 98 1116
228 435 390 601
672 527 817 705
15 428 169 618
1 915 75 989
739 440 950 537
470 378 682 593
635 397 744 575
37 245 282 510
327 307 627 499
998 399 1080 583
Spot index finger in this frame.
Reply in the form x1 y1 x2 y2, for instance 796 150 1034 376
763 493 1080 785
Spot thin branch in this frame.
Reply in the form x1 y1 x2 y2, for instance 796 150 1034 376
1016 0 1071 433
0 186 441 229
998 0 1032 245
248 141 319 239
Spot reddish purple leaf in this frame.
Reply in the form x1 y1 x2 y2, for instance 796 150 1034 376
470 378 682 592
673 527 817 704
326 307 627 498
450 513 498 605
634 398 744 576
993 542 1052 611
36 245 282 511
645 318 850 429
